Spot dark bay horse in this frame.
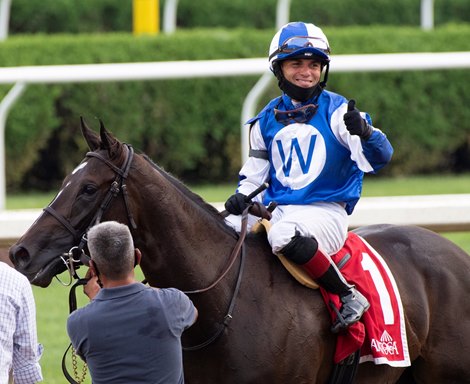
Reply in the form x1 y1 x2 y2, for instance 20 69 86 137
9 120 470 383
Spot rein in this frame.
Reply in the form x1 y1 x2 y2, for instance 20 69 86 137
54 144 261 378
182 207 250 351
61 278 89 384
183 211 248 295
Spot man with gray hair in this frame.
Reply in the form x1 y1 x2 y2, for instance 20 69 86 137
67 221 197 384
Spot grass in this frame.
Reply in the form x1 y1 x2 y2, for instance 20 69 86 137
361 173 470 196
7 174 470 381
7 191 57 210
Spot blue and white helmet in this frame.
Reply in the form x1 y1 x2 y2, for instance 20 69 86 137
268 22 331 71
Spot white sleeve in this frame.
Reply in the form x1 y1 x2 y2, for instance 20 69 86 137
330 103 375 173
237 121 270 202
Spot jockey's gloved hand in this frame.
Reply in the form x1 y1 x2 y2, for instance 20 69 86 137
344 99 372 140
224 193 251 215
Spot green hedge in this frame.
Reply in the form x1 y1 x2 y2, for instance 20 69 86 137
1 25 469 191
179 0 470 28
9 0 470 34
10 0 133 34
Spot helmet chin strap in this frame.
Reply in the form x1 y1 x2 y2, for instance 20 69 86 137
273 62 329 103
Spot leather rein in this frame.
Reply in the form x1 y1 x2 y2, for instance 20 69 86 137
45 144 251 383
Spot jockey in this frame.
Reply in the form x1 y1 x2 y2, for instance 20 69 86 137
225 21 393 332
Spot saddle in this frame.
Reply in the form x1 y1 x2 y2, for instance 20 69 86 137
251 218 319 289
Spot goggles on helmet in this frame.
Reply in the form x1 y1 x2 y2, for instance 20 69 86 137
274 104 318 126
269 36 330 62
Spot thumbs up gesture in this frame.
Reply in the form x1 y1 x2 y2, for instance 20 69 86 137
343 99 372 140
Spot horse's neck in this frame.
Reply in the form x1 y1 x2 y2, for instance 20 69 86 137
137 177 229 247
128 166 242 342
129 163 237 290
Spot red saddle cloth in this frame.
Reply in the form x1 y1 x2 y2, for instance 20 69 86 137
321 232 411 366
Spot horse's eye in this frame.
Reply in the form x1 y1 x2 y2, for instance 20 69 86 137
82 185 98 195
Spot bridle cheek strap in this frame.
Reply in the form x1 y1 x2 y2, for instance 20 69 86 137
86 145 137 230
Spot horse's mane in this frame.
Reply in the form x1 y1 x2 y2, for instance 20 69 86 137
139 153 226 221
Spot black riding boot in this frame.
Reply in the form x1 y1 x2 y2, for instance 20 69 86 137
302 251 370 333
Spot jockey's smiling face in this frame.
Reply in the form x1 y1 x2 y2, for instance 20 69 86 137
281 59 322 90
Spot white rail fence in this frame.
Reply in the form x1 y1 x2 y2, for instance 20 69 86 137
1 52 470 212
1 194 470 241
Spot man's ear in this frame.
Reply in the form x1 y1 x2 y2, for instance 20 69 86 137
134 249 142 267
89 259 98 276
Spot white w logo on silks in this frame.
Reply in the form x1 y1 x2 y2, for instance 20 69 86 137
271 124 326 190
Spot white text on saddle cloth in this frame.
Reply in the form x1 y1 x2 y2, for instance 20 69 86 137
321 232 411 366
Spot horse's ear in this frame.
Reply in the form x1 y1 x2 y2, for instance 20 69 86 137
99 119 121 158
80 116 101 151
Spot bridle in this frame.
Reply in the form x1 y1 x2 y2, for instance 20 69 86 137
48 143 252 383
43 143 136 282
44 142 246 298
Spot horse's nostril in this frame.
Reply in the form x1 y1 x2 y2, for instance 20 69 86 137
9 245 31 268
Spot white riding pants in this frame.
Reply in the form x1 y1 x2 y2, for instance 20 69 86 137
225 202 349 256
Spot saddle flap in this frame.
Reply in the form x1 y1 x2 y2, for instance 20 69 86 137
251 219 319 290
